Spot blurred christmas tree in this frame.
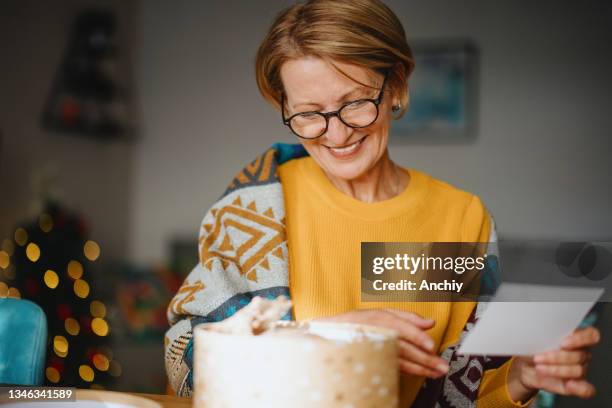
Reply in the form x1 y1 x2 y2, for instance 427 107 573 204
1 201 120 387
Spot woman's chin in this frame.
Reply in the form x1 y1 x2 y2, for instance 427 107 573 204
323 160 371 182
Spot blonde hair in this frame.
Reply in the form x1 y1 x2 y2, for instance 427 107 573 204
255 0 415 118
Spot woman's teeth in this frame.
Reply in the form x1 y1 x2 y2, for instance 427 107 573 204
329 138 363 154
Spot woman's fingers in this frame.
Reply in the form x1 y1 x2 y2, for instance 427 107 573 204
377 310 447 379
391 319 436 351
398 340 449 375
399 359 446 379
532 376 596 399
534 350 591 365
530 376 571 396
535 364 586 379
561 327 601 350
384 309 435 329
565 379 596 399
528 328 599 397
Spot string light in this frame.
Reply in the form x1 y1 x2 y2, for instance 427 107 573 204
67 260 83 280
7 287 21 299
73 279 90 298
26 243 41 262
92 353 110 371
91 318 109 336
0 250 9 269
0 281 8 297
44 270 59 289
39 214 53 233
83 240 100 261
14 228 27 246
53 336 69 358
79 365 95 382
90 300 106 318
65 318 80 336
9 212 117 389
45 367 60 383
10 215 117 388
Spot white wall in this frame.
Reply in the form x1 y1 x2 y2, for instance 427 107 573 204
0 0 136 259
131 0 612 264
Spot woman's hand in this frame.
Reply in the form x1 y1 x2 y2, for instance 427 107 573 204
508 326 600 402
315 309 449 378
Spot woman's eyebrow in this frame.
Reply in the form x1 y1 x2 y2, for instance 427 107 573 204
292 86 368 110
337 86 364 101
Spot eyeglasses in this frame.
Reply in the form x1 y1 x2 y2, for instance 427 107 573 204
281 74 388 140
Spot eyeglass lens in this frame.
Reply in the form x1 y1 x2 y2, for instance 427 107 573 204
289 100 378 139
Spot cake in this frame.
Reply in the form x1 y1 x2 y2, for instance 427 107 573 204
193 296 399 408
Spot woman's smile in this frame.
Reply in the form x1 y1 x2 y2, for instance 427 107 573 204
324 135 368 159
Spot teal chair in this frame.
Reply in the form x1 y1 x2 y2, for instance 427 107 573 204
0 298 47 385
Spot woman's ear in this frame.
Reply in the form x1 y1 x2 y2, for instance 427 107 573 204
391 87 407 118
392 82 410 119
388 63 409 118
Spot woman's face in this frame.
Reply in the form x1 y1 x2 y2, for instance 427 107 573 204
280 57 395 181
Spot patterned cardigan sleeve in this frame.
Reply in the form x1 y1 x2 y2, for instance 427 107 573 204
164 145 301 396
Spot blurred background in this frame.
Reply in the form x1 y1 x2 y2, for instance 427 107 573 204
0 0 610 405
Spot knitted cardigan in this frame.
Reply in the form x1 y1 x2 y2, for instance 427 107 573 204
164 143 509 406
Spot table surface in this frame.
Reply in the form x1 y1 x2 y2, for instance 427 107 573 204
131 392 191 408
0 388 191 408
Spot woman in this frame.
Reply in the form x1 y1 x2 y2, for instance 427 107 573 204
165 0 600 405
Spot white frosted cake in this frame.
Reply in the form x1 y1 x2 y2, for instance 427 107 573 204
193 297 399 408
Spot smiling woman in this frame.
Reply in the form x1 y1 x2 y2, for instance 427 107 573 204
164 0 601 406
279 58 403 198
255 0 414 201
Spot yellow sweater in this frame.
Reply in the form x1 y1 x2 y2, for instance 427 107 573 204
278 156 527 407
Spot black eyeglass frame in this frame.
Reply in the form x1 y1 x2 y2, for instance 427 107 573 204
281 73 389 140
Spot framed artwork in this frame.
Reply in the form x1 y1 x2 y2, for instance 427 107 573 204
393 40 478 142
41 10 131 140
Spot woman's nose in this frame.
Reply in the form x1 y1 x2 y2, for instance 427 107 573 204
324 116 353 145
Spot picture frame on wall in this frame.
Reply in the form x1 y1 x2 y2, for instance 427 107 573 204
393 40 478 143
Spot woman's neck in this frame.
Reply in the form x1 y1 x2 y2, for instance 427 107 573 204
323 151 409 203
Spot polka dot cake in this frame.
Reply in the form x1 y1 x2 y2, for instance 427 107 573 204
193 298 399 408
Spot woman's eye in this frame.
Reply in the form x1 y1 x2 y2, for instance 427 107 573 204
346 100 368 109
298 113 320 121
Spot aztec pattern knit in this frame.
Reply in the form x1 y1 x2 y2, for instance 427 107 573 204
164 143 509 407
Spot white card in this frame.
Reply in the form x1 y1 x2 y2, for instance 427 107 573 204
457 283 604 356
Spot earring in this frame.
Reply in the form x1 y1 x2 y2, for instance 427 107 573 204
392 103 401 112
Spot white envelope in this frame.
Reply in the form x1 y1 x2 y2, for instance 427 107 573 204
457 283 604 356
